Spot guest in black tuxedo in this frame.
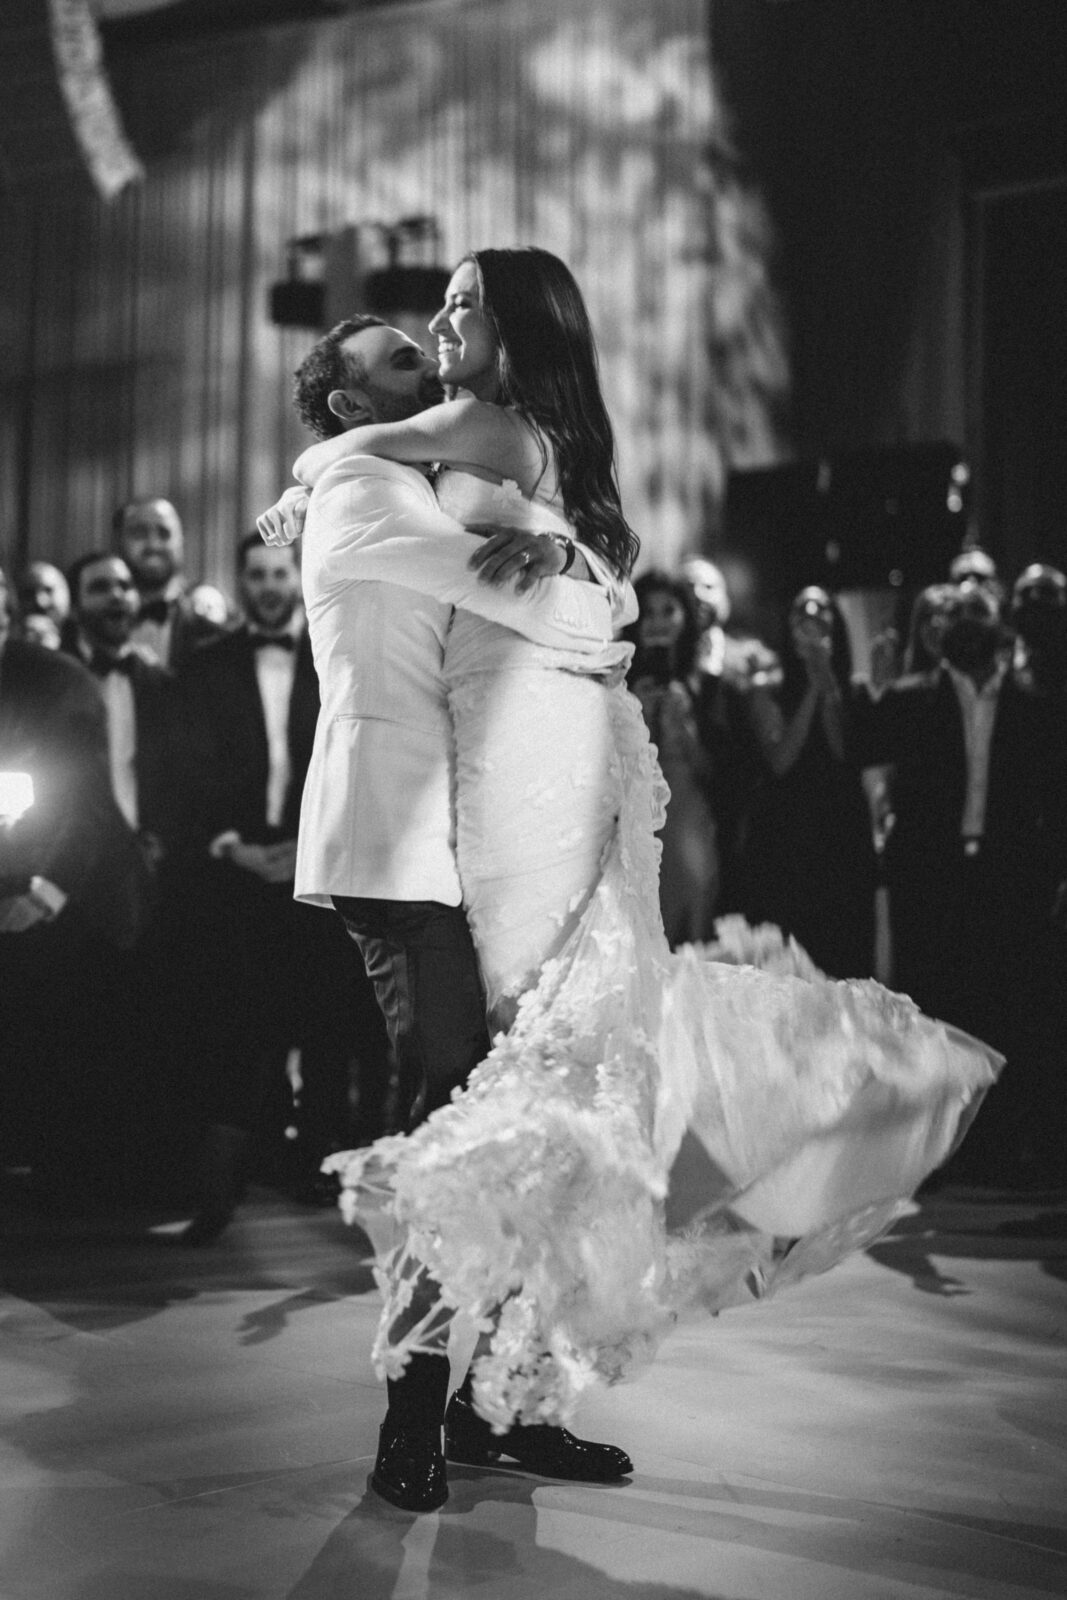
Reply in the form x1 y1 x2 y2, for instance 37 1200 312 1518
852 583 1067 1181
62 551 194 1199
1 564 151 1203
112 495 226 671
175 533 389 1241
65 552 179 859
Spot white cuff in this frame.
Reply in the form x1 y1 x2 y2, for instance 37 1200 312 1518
28 876 67 919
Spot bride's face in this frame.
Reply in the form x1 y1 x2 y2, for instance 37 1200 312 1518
428 261 500 401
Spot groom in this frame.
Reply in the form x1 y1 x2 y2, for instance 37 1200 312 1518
261 315 632 1511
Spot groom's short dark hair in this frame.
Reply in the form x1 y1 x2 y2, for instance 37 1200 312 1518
293 315 386 440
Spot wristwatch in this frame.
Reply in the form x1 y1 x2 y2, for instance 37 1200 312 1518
549 533 576 575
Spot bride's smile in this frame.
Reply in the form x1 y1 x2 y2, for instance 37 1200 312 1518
429 259 500 401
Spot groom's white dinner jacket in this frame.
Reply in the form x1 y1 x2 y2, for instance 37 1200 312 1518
295 453 632 908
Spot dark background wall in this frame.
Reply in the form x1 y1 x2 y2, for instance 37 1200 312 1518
3 1 1064 589
712 0 1067 582
0 0 728 583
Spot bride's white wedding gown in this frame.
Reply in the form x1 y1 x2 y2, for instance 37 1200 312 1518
325 471 999 1429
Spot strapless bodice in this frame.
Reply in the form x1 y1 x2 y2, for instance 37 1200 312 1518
434 469 570 534
435 471 630 684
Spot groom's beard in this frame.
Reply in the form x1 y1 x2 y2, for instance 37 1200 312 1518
366 372 445 423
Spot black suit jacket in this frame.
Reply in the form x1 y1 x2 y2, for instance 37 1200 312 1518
165 596 228 674
851 668 1065 893
126 592 226 674
63 644 180 846
0 639 148 942
177 625 319 848
126 653 180 842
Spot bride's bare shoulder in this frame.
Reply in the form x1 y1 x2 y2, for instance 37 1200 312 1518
427 399 545 486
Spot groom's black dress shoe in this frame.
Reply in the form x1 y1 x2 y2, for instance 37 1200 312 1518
370 1419 449 1512
444 1389 632 1482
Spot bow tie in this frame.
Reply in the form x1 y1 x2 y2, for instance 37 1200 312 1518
248 632 296 652
90 651 135 678
137 598 172 625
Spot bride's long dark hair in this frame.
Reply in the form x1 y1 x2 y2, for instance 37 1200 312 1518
467 247 639 579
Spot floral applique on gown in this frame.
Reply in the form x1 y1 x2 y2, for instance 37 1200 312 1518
325 472 1000 1431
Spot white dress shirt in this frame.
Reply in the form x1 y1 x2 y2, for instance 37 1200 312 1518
78 637 139 829
129 580 183 667
946 661 1006 841
101 668 139 829
249 622 302 829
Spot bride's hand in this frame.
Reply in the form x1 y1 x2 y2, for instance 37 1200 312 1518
257 486 309 547
466 526 567 592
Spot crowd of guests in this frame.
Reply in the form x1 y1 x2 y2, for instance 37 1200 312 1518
0 497 389 1238
3 502 1065 1217
625 547 1067 1189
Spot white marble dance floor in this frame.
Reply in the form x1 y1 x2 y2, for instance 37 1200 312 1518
1 1186 1065 1599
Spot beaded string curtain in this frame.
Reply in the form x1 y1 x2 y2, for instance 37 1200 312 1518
0 0 788 587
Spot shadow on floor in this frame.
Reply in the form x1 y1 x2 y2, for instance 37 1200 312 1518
287 1472 725 1600
0 1189 377 1335
285 1460 1067 1600
867 1189 1067 1294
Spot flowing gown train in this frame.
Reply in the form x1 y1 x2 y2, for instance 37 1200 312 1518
325 473 1000 1429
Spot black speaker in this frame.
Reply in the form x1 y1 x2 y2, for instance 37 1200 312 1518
362 266 451 317
268 261 449 330
822 443 968 591
722 443 968 634
720 460 829 640
268 280 326 328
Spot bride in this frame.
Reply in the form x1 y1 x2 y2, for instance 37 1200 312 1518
267 247 998 1455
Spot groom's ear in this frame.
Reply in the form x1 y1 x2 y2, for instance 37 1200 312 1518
327 388 372 428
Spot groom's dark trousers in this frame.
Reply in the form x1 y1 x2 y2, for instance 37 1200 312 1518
331 896 491 1133
331 895 491 1423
